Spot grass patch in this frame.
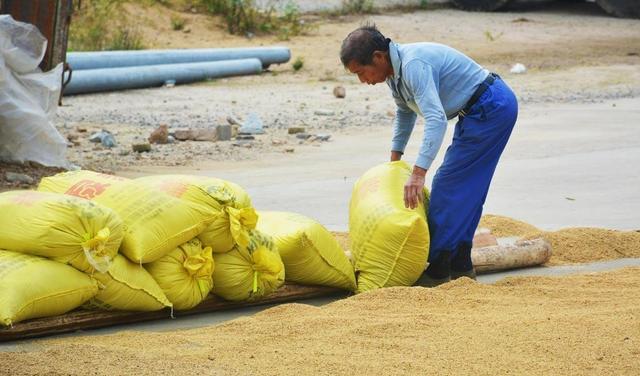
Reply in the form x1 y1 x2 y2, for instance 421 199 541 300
319 0 436 17
292 56 304 71
69 0 145 51
341 0 374 14
199 0 311 40
171 15 187 30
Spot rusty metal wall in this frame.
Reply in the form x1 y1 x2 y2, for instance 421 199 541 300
0 0 73 71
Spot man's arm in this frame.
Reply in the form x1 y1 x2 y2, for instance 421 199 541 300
390 90 417 162
403 60 448 209
404 60 448 171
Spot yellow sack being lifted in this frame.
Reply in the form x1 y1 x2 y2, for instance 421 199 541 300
0 190 122 273
135 175 257 253
38 170 216 263
85 255 172 312
212 230 285 301
349 161 430 293
0 250 98 326
257 211 356 291
146 238 214 311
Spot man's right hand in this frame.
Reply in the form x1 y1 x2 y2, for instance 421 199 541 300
390 151 403 162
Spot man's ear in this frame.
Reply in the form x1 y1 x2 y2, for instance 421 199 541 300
372 50 385 63
372 50 389 67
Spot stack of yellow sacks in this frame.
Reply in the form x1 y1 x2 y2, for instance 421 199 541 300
134 175 286 302
1 162 422 327
0 190 124 326
37 171 216 312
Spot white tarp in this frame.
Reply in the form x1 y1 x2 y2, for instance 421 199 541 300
0 15 68 168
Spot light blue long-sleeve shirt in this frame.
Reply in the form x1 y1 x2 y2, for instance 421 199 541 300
387 41 488 170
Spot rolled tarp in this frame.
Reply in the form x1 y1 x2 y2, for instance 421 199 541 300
67 46 291 70
63 58 263 95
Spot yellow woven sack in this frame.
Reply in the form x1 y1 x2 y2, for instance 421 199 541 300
257 211 356 291
349 161 430 293
146 238 214 311
0 250 98 326
85 255 172 312
38 170 216 263
212 230 285 301
0 190 122 273
135 175 257 253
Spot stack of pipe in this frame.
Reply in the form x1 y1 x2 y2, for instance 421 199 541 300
64 47 291 95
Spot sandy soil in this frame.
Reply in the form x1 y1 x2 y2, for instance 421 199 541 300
3 267 639 375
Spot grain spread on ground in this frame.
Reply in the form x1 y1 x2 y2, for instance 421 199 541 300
3 268 639 375
479 214 640 265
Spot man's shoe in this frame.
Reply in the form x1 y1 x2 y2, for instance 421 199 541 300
451 242 476 280
414 251 451 287
414 272 451 287
451 268 477 281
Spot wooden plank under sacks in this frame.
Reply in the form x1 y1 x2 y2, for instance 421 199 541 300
0 236 551 342
0 284 346 343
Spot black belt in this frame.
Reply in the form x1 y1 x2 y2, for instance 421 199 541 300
458 73 499 117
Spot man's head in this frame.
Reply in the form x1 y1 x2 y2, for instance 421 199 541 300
340 24 393 85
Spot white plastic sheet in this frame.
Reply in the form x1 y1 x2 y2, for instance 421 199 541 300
0 15 68 168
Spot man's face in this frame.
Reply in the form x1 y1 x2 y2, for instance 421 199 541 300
346 52 390 85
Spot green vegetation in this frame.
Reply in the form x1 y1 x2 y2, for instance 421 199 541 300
108 28 145 50
332 0 432 16
483 30 504 42
69 0 144 51
341 0 374 14
171 15 187 30
69 0 313 51
292 56 304 71
199 0 309 40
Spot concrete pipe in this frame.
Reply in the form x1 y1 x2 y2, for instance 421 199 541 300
63 58 263 95
67 47 291 70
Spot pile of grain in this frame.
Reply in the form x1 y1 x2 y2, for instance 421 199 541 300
478 214 541 238
479 214 640 265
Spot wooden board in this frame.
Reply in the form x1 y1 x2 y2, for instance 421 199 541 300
0 284 345 342
0 237 551 342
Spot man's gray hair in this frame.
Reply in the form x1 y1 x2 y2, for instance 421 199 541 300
340 23 391 67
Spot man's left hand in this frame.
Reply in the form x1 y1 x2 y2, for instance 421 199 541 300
404 166 427 209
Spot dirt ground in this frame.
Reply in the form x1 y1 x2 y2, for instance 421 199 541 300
3 267 639 375
48 1 640 173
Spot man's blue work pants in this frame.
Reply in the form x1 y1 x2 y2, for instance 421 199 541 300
427 77 518 266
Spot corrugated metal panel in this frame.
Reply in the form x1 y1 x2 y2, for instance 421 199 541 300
0 0 72 71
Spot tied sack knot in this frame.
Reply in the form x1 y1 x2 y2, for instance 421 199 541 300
81 227 112 273
183 246 214 278
227 206 258 248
